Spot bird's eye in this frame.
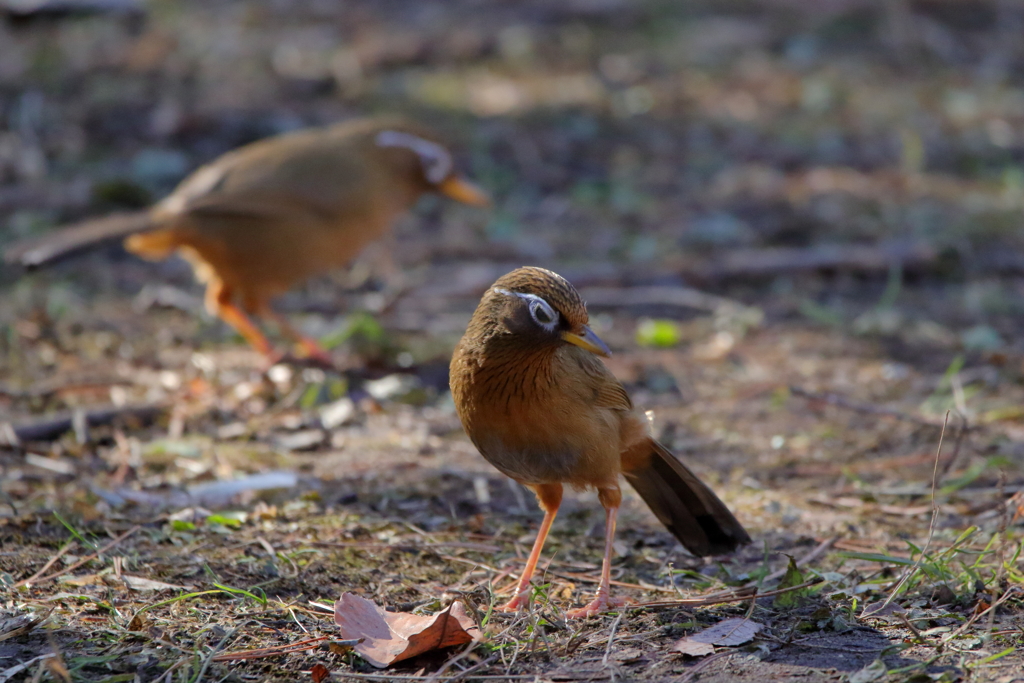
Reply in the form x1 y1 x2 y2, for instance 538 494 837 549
529 299 558 329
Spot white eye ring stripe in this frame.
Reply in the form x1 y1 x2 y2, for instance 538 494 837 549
375 130 452 183
492 288 559 331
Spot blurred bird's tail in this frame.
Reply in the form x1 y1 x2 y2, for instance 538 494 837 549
623 437 751 557
4 211 155 268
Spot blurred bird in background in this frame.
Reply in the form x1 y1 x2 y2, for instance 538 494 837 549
4 116 490 364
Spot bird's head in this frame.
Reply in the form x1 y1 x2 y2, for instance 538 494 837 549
472 267 610 357
370 121 491 207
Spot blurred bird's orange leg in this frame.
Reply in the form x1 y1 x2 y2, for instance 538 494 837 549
567 486 627 619
262 309 334 365
207 281 274 356
502 483 562 612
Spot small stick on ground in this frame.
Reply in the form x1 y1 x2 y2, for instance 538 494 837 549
744 536 837 588
14 526 140 588
678 650 736 683
789 386 942 427
896 612 927 644
631 577 823 609
212 636 332 662
601 613 623 668
867 411 948 616
4 404 167 445
425 642 480 683
939 413 969 479
12 542 77 589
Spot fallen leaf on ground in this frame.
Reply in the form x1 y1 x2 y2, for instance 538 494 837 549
849 658 887 683
56 573 186 591
310 663 330 683
670 617 763 657
860 600 907 620
0 609 51 643
774 555 808 608
333 593 481 668
121 575 189 591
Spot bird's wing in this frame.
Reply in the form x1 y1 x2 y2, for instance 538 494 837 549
160 131 369 219
173 191 335 227
561 347 634 412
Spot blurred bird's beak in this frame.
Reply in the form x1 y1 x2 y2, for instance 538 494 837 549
561 325 611 357
438 175 492 207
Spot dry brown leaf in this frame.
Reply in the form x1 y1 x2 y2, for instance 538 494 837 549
310 663 330 683
333 593 481 668
860 601 907 621
670 617 763 657
0 609 51 643
121 575 189 591
671 639 715 657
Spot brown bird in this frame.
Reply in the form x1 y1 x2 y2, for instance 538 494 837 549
450 267 750 618
4 117 490 362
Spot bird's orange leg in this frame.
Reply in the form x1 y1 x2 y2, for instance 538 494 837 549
567 486 627 619
501 483 562 612
261 308 334 366
207 281 274 356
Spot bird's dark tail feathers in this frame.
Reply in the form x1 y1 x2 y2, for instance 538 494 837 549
623 437 750 557
4 211 155 269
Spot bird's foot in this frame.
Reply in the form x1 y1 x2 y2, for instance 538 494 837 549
260 348 289 372
295 339 336 368
566 594 628 619
498 591 532 613
260 348 338 373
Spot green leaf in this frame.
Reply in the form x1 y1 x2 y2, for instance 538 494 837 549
798 299 843 327
213 582 268 606
837 552 916 566
849 659 887 683
636 318 681 348
171 520 195 531
206 514 243 528
322 311 385 350
974 647 1015 666
940 457 1009 495
774 555 808 608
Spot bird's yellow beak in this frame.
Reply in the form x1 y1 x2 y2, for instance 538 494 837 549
437 175 492 207
561 325 611 357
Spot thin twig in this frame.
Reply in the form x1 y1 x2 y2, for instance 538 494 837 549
789 386 941 427
896 613 926 644
14 526 140 588
939 413 969 479
426 642 479 683
211 636 332 662
602 613 623 668
4 404 166 445
944 587 1021 641
678 650 735 683
987 472 1010 640
444 654 498 683
12 542 77 589
329 674 537 681
193 626 240 683
630 577 823 609
744 537 837 588
868 411 948 616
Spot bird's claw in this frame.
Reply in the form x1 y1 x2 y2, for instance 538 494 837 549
566 595 628 619
498 592 531 613
296 341 334 366
260 349 289 372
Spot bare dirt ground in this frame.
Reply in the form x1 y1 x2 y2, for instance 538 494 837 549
1 1 1023 681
